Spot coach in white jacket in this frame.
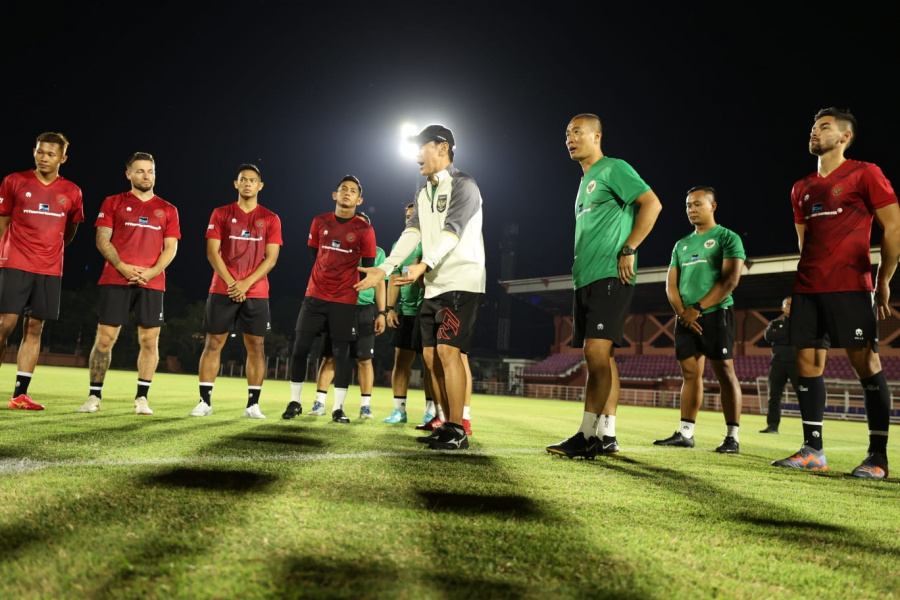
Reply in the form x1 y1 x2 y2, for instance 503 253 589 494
356 124 485 451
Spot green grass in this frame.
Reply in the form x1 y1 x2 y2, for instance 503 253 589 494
1 366 898 599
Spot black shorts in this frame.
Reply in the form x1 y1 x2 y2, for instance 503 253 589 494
322 304 376 360
418 291 482 351
0 268 61 320
98 285 164 327
790 291 878 350
391 314 423 352
295 296 358 342
674 307 736 361
572 277 634 348
203 293 271 337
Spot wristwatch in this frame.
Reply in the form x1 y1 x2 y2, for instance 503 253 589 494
378 310 389 316
691 302 703 311
385 305 394 312
620 245 636 256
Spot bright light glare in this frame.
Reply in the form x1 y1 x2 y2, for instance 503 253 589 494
399 122 419 160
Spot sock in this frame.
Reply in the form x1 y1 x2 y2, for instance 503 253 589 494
600 414 616 438
136 379 151 399
860 372 890 454
797 375 826 451
425 398 435 414
726 423 740 442
436 404 446 420
89 381 104 400
199 382 213 406
333 388 348 412
462 405 471 420
679 419 696 439
290 381 303 403
14 372 32 397
247 386 261 408
315 389 327 405
579 411 600 437
360 394 371 408
394 395 407 411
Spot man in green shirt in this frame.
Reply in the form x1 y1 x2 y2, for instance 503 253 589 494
546 113 663 459
654 186 746 453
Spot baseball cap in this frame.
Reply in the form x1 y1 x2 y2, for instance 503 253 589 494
408 124 455 149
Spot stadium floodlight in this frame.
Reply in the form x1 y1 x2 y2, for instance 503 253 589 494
398 122 419 160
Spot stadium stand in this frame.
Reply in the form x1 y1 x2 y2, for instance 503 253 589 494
524 353 584 377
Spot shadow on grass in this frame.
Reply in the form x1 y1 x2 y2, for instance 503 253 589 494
418 491 541 517
139 467 279 492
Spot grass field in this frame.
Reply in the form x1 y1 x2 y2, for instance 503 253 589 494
1 365 898 599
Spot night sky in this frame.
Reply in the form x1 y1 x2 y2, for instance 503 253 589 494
2 3 897 312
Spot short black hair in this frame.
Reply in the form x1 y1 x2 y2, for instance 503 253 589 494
237 163 261 179
686 185 717 201
338 174 362 195
814 107 857 149
36 132 70 154
126 152 154 170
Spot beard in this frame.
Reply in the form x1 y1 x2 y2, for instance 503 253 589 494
132 182 153 192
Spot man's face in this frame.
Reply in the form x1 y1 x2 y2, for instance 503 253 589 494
404 206 414 223
416 141 446 176
565 117 600 162
127 160 156 192
783 298 792 317
235 170 263 198
685 191 715 226
33 142 67 176
333 181 362 210
809 116 847 156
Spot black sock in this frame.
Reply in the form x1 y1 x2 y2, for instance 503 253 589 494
247 386 261 408
136 379 151 399
14 373 32 397
797 375 826 451
200 383 213 406
90 382 103 400
860 372 890 454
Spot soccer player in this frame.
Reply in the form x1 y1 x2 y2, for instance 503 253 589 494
0 132 84 411
281 175 377 424
546 113 662 459
653 186 745 453
357 124 486 450
772 107 900 479
189 164 282 419
77 152 180 416
312 211 386 420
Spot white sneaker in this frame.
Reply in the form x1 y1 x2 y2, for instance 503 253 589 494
134 396 153 415
77 395 101 413
189 401 212 417
308 401 327 416
243 404 266 419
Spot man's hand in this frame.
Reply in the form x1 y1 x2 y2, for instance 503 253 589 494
228 279 251 303
116 263 145 284
355 266 388 292
374 313 386 335
617 254 635 285
678 307 703 334
386 308 400 328
876 283 892 320
395 262 427 286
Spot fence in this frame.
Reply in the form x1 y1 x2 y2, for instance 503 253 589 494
755 376 900 423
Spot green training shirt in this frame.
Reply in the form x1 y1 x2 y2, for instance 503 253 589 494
669 224 746 313
390 241 424 316
357 246 386 306
572 157 652 289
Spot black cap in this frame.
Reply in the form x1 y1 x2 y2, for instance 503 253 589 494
408 124 455 149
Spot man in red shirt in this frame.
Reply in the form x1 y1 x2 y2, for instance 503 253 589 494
189 164 282 419
772 107 900 479
77 152 180 416
281 175 376 424
0 132 84 410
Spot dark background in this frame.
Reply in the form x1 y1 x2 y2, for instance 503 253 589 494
2 2 897 367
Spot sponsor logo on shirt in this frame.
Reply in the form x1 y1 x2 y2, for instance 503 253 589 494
332 240 341 248
690 253 699 262
0 196 4 204
704 239 716 249
586 181 597 194
98 212 105 218
806 203 842 220
241 230 250 237
207 224 215 230
39 204 50 211
812 203 823 213
139 217 149 224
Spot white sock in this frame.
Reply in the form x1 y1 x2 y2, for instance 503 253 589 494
579 411 600 437
290 382 303 403
333 388 348 412
599 414 616 438
394 396 407 411
360 395 371 408
727 425 740 441
425 399 435 414
436 405 446 420
315 390 327 405
679 420 695 438
463 405 471 420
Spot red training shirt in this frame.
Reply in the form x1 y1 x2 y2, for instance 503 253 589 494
306 212 376 304
206 203 283 299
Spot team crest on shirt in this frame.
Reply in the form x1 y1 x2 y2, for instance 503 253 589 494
586 181 596 194
256 220 264 227
436 195 448 212
57 196 67 205
346 233 356 242
704 239 716 249
155 210 163 217
832 186 843 196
